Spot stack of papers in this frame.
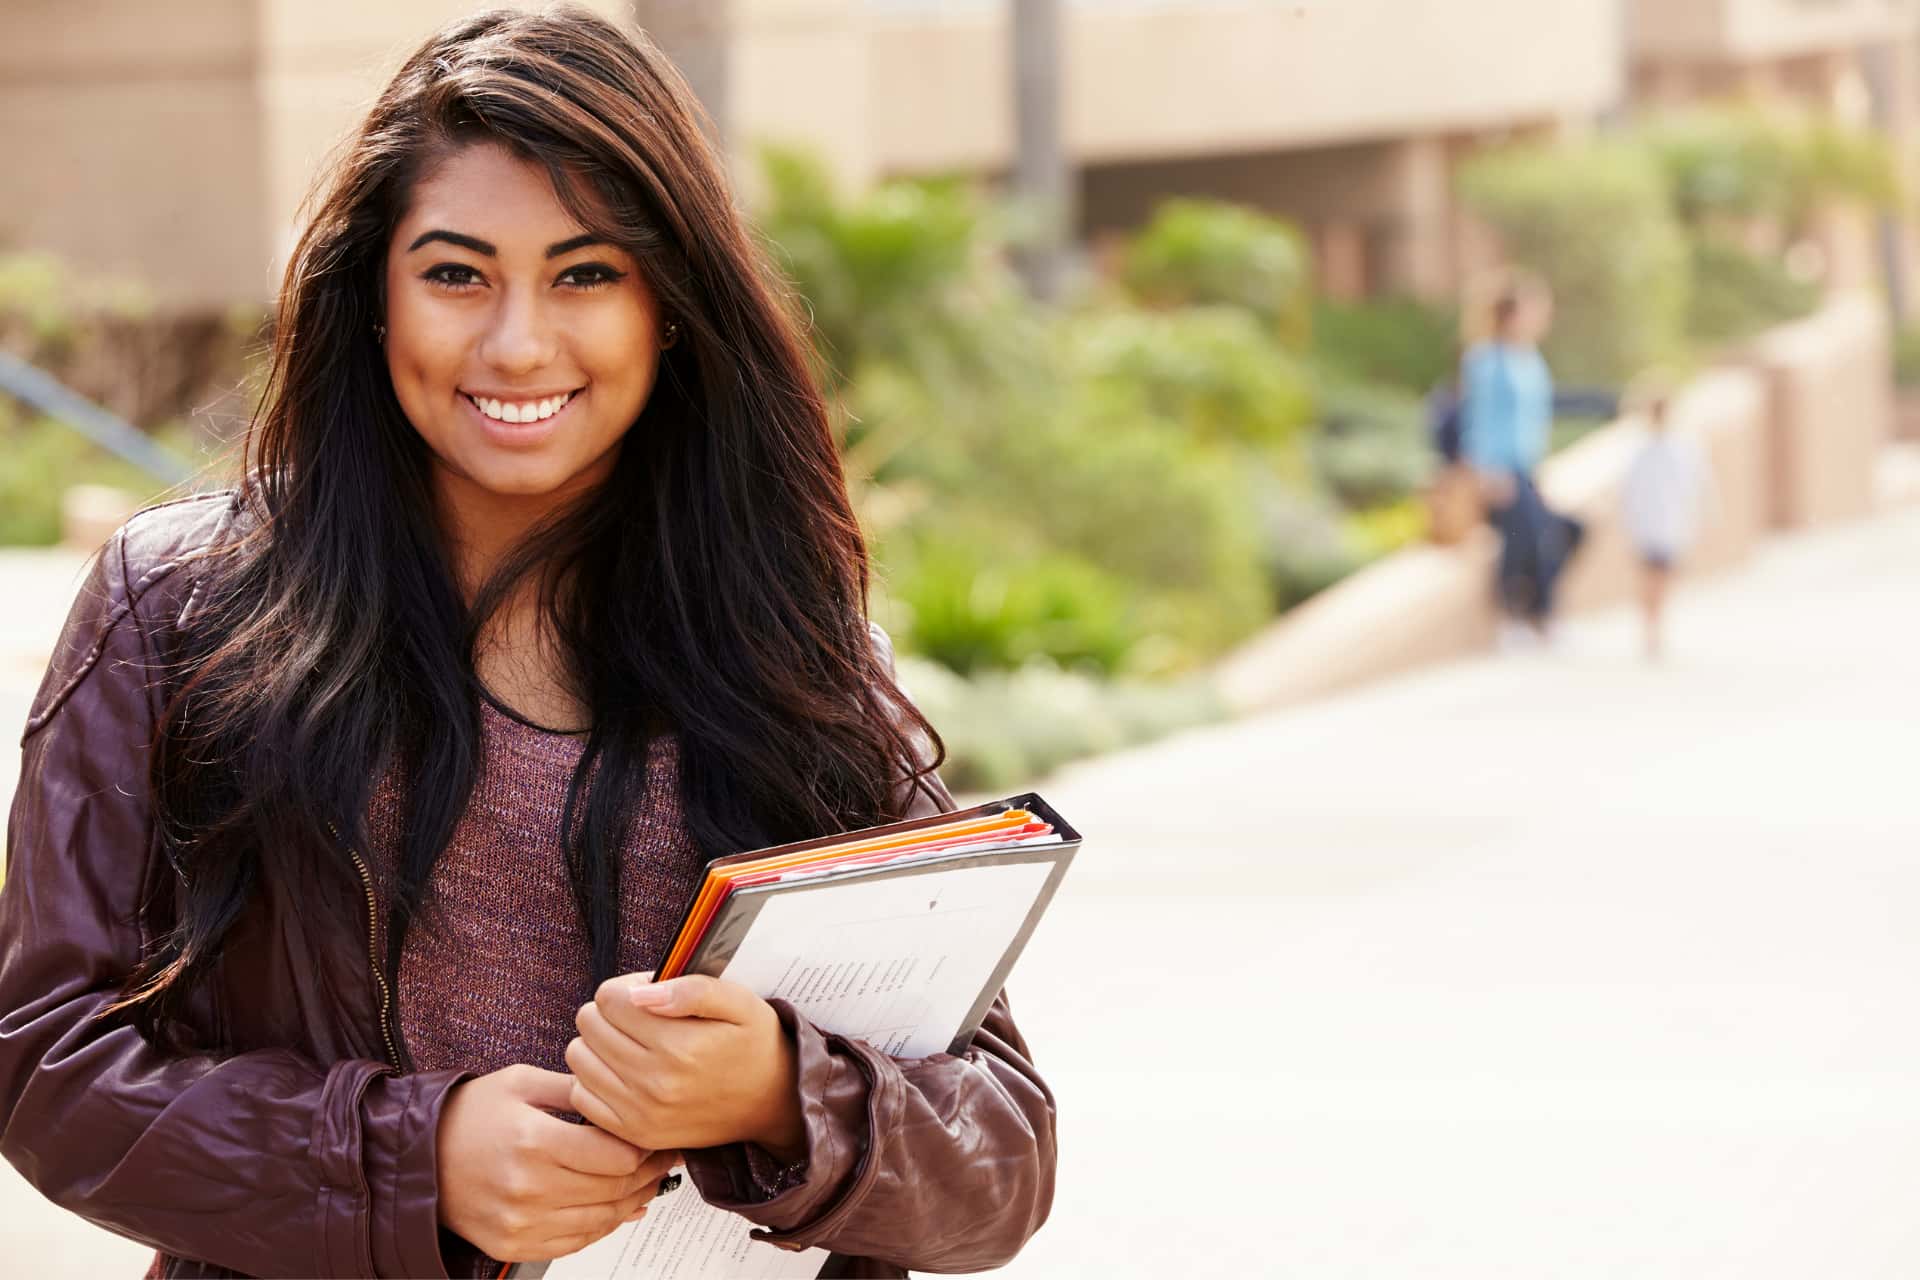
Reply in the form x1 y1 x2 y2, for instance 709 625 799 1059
512 794 1082 1280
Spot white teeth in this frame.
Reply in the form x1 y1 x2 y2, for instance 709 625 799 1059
471 392 573 423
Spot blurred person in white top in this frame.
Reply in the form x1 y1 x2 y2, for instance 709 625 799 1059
1621 385 1712 659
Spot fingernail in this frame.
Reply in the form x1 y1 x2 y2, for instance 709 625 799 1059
628 983 671 1008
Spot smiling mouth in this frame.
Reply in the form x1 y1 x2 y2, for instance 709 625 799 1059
462 388 583 426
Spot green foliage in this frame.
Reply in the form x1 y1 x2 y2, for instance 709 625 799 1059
1309 380 1433 509
0 409 198 545
1120 199 1313 344
1345 498 1428 559
1639 105 1901 232
755 145 1029 394
1640 109 1804 227
1249 479 1368 612
1461 142 1690 385
0 251 263 430
883 536 1142 677
896 655 1226 793
1685 236 1820 344
1895 326 1920 389
1311 296 1459 391
1063 304 1315 457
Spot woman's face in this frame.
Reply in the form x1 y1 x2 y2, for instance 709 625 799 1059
382 142 665 509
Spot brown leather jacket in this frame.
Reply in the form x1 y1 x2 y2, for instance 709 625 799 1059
0 493 1056 1278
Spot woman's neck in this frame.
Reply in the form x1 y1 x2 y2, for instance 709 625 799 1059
430 462 600 732
431 458 606 594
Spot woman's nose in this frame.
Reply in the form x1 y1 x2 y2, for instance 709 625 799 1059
478 287 559 375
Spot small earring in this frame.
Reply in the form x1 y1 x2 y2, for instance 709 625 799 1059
373 321 387 344
661 320 680 350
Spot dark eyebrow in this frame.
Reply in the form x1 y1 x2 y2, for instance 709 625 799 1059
405 230 607 258
545 233 607 259
407 229 496 256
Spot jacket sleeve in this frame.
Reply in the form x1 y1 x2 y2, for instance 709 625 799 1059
682 623 1057 1272
0 531 463 1279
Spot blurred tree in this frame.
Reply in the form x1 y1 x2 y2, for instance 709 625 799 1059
1461 143 1690 386
1120 199 1314 347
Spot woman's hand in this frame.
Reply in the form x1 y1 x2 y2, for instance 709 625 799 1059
567 973 806 1160
436 1063 681 1263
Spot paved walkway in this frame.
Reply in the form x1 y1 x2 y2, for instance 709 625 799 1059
4 507 1918 1276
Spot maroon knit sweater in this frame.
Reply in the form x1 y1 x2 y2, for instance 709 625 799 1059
365 698 707 1276
367 699 705 1078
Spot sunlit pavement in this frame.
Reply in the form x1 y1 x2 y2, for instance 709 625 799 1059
987 503 1920 1278
5 508 1918 1277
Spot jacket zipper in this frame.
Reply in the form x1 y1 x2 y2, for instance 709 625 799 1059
327 821 401 1068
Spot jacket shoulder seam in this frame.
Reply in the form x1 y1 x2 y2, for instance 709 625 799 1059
19 522 215 743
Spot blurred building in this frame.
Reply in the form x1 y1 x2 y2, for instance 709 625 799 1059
0 0 631 309
6 0 1918 311
1629 0 1917 111
1627 0 1920 293
2 0 1623 309
648 0 1624 303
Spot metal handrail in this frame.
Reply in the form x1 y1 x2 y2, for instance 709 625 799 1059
0 350 196 485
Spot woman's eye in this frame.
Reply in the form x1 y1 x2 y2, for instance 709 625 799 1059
559 263 625 290
422 263 482 290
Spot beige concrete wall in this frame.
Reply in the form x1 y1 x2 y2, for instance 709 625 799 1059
1218 295 1892 714
1747 293 1892 528
0 0 632 306
0 0 269 306
1631 0 1919 61
856 0 1619 177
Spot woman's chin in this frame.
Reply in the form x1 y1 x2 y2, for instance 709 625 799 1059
436 450 588 504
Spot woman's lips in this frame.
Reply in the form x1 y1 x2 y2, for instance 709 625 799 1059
460 388 583 447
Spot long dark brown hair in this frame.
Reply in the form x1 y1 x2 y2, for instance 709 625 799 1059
118 6 943 1041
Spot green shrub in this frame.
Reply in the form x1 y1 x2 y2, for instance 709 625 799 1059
1312 296 1458 391
1248 479 1368 611
1345 498 1428 559
1064 304 1315 458
1686 237 1820 344
896 654 1226 792
884 535 1142 676
1120 199 1313 345
1310 380 1433 509
0 251 263 429
0 410 200 545
1895 326 1920 389
1461 142 1690 386
1640 109 1802 228
756 146 1038 399
1638 105 1901 234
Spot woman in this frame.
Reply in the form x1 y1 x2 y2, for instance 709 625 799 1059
0 9 1055 1278
1461 278 1582 637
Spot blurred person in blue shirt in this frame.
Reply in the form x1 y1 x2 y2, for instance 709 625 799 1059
1462 278 1582 641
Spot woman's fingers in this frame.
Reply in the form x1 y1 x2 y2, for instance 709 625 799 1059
569 1076 631 1142
521 1197 655 1260
502 1063 581 1112
565 1035 631 1107
532 1148 672 1210
535 1107 650 1178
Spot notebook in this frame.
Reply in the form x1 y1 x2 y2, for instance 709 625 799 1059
506 793 1081 1280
